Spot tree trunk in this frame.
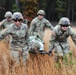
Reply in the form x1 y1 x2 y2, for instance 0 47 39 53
67 0 71 19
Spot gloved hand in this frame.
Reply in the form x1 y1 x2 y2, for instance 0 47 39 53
48 50 53 56
72 38 76 45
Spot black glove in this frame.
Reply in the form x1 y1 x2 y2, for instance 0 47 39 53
47 50 53 56
49 50 52 53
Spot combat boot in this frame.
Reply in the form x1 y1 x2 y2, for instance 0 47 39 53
39 50 46 54
54 56 59 62
29 48 36 53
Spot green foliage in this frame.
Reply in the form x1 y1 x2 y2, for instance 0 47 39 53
12 4 20 12
54 62 61 69
69 52 74 67
63 52 75 68
1 0 76 21
55 0 66 19
42 0 46 8
63 55 68 65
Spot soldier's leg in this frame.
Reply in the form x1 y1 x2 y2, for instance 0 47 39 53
48 40 55 56
54 45 63 62
22 46 29 63
22 50 28 63
63 46 70 55
10 47 26 65
10 50 20 63
48 44 54 56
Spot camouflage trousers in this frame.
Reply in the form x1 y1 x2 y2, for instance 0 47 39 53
54 42 70 57
51 42 70 62
10 45 29 63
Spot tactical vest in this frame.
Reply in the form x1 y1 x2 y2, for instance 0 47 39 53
56 28 69 42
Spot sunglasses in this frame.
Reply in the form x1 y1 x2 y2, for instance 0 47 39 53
61 25 69 27
38 14 44 16
7 17 12 18
13 19 22 22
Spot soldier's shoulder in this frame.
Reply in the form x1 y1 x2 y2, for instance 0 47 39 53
31 17 38 22
43 18 48 21
8 23 14 27
1 19 6 23
53 25 60 32
42 18 51 25
54 25 60 29
21 23 28 28
68 26 72 29
68 26 74 32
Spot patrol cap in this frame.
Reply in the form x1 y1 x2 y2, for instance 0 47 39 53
37 10 45 16
12 12 23 20
5 11 12 18
59 17 70 25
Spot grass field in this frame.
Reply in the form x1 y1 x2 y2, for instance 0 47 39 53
0 27 76 75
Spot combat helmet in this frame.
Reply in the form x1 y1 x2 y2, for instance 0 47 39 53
37 10 45 16
12 12 23 20
5 11 12 18
59 17 70 25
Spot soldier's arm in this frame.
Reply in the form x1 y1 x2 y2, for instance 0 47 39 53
45 19 54 30
0 26 11 39
51 26 58 41
69 27 76 45
48 26 57 52
29 20 35 36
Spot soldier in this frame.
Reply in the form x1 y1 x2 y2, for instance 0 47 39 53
29 9 53 53
28 36 44 54
0 12 29 64
48 17 76 62
0 11 13 29
0 11 13 43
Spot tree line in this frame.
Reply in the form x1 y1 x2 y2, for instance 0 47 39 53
0 0 76 21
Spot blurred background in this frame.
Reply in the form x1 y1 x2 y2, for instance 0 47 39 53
0 0 76 22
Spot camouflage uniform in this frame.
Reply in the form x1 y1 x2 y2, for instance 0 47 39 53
0 19 13 29
23 18 28 25
49 17 76 60
0 23 29 62
29 10 53 51
28 36 44 51
0 12 29 63
0 11 13 29
0 11 13 43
